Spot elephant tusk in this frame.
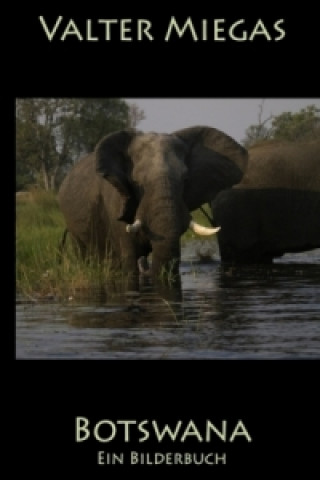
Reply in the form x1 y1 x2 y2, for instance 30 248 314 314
189 220 221 236
126 219 142 233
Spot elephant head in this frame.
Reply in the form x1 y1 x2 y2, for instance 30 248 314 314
95 126 248 278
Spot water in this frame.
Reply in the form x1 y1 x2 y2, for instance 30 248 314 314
15 243 320 359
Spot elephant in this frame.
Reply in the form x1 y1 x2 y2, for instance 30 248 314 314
58 126 248 285
211 139 320 263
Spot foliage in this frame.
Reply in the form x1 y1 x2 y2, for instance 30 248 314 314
16 98 145 191
16 190 123 298
271 105 320 142
242 103 320 148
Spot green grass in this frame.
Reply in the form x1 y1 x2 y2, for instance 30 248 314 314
16 190 118 299
16 190 214 298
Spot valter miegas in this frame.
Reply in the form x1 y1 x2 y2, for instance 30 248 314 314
38 16 286 42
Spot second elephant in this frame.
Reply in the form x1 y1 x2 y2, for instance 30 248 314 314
211 140 320 263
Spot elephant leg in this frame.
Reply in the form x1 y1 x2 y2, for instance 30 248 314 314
138 256 150 274
68 234 88 261
108 237 139 290
137 256 152 288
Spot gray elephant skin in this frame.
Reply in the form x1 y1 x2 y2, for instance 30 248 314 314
58 126 247 282
211 140 320 263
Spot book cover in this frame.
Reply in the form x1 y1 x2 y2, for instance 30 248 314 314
14 6 319 477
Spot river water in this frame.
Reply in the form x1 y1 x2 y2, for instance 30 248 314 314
15 243 320 359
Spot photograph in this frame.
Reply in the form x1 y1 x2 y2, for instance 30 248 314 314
16 97 320 359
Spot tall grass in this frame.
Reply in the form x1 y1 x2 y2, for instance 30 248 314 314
16 190 118 299
16 190 214 298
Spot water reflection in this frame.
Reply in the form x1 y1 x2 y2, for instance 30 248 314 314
67 292 184 329
16 247 320 359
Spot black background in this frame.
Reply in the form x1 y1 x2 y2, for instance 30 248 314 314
13 6 319 97
13 4 319 478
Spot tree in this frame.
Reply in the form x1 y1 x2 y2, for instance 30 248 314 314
241 100 273 148
16 99 62 191
16 98 145 191
127 103 146 128
271 105 320 142
242 102 320 148
71 98 131 154
16 115 36 190
16 98 74 190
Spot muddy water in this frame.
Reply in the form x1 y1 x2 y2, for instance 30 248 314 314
15 243 320 359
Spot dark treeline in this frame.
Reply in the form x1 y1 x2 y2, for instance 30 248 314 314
16 98 145 191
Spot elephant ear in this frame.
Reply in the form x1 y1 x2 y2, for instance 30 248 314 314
174 126 248 211
95 129 139 222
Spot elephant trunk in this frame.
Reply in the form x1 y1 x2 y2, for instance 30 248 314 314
134 176 218 280
126 213 182 280
147 183 187 279
151 239 182 280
